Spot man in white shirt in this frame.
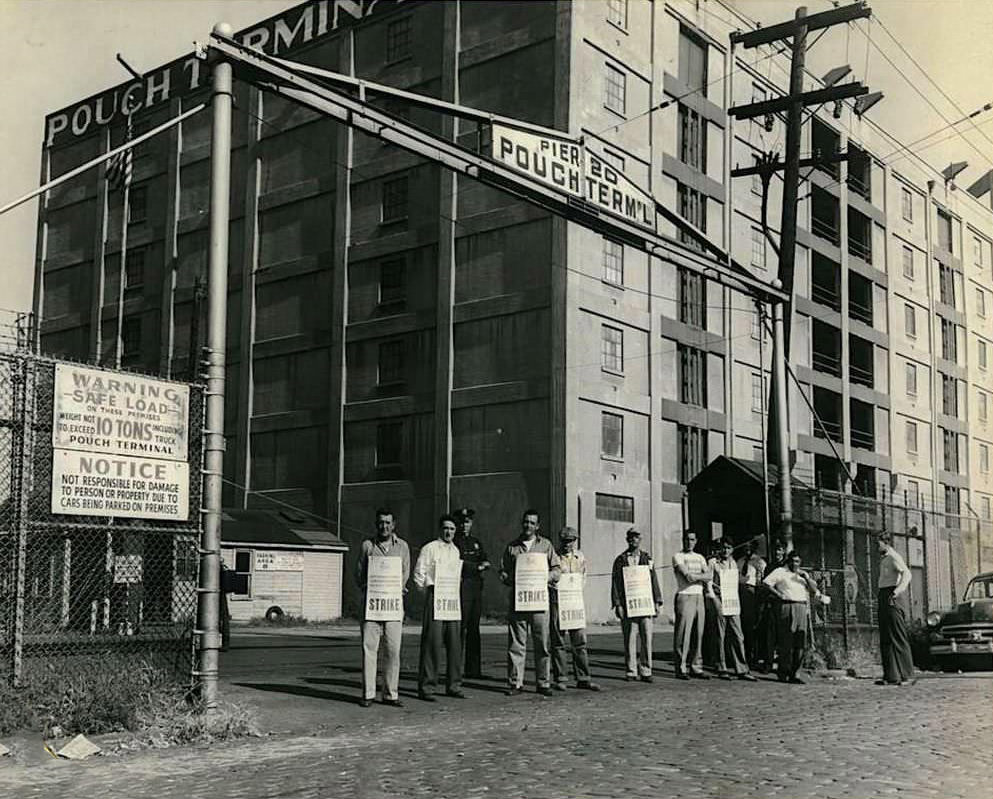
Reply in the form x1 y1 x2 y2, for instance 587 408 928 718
876 532 914 686
672 531 711 680
413 514 465 701
736 539 766 667
708 539 758 681
763 551 823 684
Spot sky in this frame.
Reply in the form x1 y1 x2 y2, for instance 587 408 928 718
1 0 991 318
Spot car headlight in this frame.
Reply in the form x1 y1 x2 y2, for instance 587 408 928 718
926 611 942 628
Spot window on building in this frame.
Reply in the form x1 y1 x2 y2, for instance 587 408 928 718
941 319 957 362
981 443 990 474
902 245 914 280
981 496 992 520
604 62 626 115
750 84 768 132
751 227 766 268
752 156 763 195
232 550 252 598
906 480 920 508
975 235 984 267
937 208 953 253
977 288 987 318
980 339 989 370
128 185 148 224
378 340 405 385
679 27 708 96
678 267 706 329
901 188 913 222
906 420 918 455
942 373 957 417
679 345 707 407
980 390 989 422
379 259 406 306
376 421 403 466
601 412 624 459
942 428 959 473
124 248 145 298
751 373 764 413
906 362 917 397
121 316 141 364
944 484 961 515
677 183 706 250
602 238 624 286
595 492 634 522
607 0 628 28
601 324 624 373
678 104 707 171
904 303 916 338
386 16 412 63
381 176 409 223
939 264 956 308
751 306 762 340
678 424 707 484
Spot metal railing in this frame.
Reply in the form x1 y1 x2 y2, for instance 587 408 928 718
849 296 873 326
813 417 844 443
812 216 840 246
811 282 841 311
849 362 874 388
848 236 872 264
812 350 842 377
850 427 875 450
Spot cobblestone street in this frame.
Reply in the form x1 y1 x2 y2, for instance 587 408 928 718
1 629 990 798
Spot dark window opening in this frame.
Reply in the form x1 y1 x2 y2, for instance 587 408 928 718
601 412 624 459
811 186 839 246
847 145 871 202
815 454 843 492
849 334 874 389
848 207 872 264
811 118 841 179
942 428 960 473
596 493 634 522
124 248 145 298
677 183 706 251
812 319 842 378
378 340 405 385
848 272 873 326
678 267 707 329
678 424 707 484
376 421 403 467
678 27 708 97
678 104 707 171
937 209 953 253
941 373 958 417
811 252 841 311
678 345 707 407
121 316 141 366
379 259 406 307
853 464 876 498
386 17 412 63
128 185 148 224
813 387 843 443
381 176 409 224
850 398 875 451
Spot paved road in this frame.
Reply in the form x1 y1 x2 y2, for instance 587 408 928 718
1 628 990 799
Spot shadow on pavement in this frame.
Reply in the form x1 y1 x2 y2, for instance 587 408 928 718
232 681 361 706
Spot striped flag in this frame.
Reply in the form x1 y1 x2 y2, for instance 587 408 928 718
106 113 134 191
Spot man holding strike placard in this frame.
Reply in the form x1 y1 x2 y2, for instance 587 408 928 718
611 528 663 682
549 526 600 692
413 514 465 701
355 508 410 708
706 539 758 682
499 509 561 697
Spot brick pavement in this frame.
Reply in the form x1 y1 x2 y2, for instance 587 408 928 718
1 655 990 799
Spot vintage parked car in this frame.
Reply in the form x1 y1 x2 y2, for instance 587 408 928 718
927 571 993 670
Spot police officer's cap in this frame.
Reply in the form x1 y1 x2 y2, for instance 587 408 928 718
454 507 475 520
626 527 642 540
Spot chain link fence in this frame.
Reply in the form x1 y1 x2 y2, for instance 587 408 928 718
0 350 203 686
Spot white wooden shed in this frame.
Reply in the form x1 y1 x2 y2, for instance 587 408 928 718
220 509 348 623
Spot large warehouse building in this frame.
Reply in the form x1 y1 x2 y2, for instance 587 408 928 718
33 0 993 619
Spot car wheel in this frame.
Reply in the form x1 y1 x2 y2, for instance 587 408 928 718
265 605 285 622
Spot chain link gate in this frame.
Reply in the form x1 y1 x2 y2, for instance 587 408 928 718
0 350 204 687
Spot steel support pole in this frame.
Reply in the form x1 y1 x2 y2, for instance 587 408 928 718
773 296 793 550
196 22 233 710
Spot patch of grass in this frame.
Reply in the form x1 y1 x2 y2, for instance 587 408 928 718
0 656 260 747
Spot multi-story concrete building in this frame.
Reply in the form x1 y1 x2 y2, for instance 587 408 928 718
32 0 993 617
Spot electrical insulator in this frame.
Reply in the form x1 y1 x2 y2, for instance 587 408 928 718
764 114 774 132
833 99 843 120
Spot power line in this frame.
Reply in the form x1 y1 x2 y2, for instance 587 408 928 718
874 16 993 157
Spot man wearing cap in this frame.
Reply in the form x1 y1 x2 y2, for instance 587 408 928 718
454 507 490 679
413 514 464 701
499 509 561 697
549 526 600 691
611 528 663 682
672 530 711 680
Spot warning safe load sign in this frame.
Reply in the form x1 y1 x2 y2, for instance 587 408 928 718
50 364 192 522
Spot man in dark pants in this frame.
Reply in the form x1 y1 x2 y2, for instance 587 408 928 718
756 539 786 672
876 532 915 685
413 514 464 700
736 539 765 667
763 551 823 684
454 507 490 678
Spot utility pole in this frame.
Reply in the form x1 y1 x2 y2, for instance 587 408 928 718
196 21 234 711
729 1 873 549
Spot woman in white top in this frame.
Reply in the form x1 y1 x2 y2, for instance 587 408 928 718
763 551 823 684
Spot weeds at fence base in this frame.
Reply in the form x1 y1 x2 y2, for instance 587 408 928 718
0 656 261 747
807 625 880 674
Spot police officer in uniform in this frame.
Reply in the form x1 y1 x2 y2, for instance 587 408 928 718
454 507 490 678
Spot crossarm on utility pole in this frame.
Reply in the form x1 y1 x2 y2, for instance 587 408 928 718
730 1 871 48
729 82 867 121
